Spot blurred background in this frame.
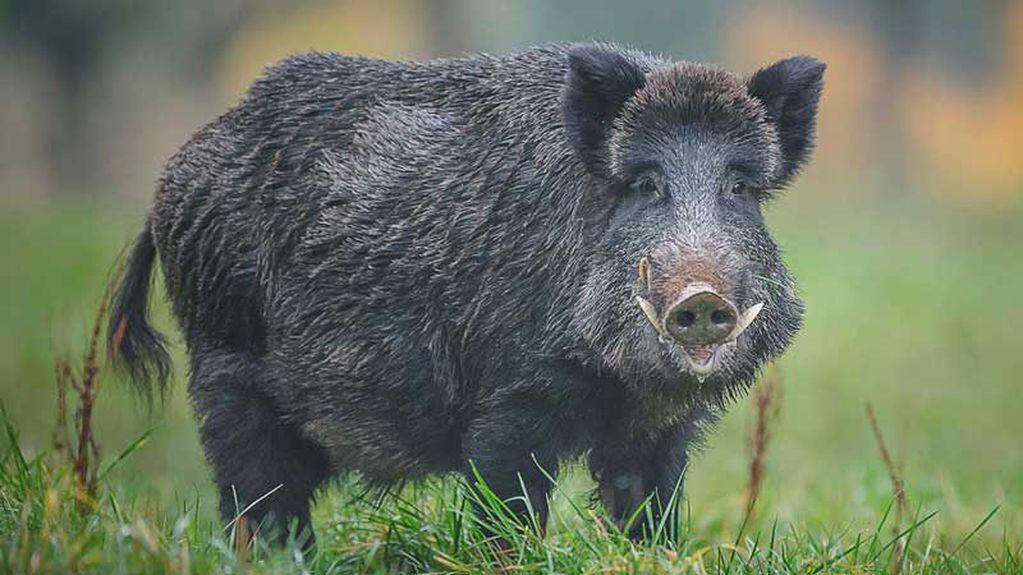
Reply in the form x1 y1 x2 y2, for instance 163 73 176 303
2 0 1021 537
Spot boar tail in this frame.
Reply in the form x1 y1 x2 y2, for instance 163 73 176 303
107 217 171 402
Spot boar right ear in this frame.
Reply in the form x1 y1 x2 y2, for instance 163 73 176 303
747 56 826 186
563 44 646 178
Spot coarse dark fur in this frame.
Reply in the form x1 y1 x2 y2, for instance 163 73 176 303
108 42 824 545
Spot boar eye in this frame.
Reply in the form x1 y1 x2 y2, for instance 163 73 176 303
629 174 663 198
730 181 747 196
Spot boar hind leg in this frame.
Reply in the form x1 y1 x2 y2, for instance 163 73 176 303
189 348 330 548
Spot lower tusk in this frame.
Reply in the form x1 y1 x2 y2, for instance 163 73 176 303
725 302 764 342
637 257 650 291
635 295 668 339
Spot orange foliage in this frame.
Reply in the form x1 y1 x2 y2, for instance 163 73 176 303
728 1 1022 206
219 0 432 100
900 2 1023 206
725 3 883 184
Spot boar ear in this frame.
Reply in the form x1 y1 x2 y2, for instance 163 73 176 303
747 56 825 185
563 44 646 178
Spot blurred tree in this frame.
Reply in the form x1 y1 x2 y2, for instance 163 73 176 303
868 0 924 197
428 0 472 56
1 0 289 195
3 0 141 193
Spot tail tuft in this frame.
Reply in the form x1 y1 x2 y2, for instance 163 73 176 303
107 219 172 402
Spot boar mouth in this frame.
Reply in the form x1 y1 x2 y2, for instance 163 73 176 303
680 342 728 377
635 256 764 380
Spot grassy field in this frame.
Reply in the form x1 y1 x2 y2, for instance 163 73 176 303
1 192 1021 573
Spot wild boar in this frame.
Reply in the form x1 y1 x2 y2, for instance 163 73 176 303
108 42 823 545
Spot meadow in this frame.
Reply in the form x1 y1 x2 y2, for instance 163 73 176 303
1 190 1021 574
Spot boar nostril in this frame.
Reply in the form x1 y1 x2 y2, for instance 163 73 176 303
710 309 734 325
676 310 696 328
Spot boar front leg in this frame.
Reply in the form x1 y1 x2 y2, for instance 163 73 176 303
590 421 697 541
461 383 584 540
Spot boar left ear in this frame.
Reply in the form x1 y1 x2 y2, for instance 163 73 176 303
747 56 826 185
563 43 646 178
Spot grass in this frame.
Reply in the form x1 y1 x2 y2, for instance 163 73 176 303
1 190 1022 573
2 409 1018 574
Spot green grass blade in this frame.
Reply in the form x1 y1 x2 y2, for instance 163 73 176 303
98 428 154 481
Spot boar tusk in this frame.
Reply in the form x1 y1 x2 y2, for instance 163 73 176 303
635 295 668 339
637 257 650 291
725 302 764 342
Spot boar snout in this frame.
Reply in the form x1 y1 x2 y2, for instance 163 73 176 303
634 256 768 378
664 285 737 346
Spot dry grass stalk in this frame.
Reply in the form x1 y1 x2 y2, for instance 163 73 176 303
52 277 120 514
233 515 252 563
865 401 910 573
743 365 783 520
865 402 909 519
51 360 72 457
